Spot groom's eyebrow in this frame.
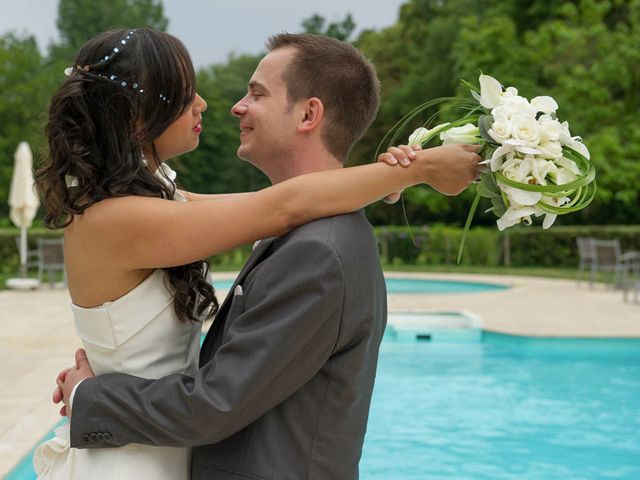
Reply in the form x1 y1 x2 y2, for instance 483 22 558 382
249 81 269 94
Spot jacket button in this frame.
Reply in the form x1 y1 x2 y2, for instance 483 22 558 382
104 433 112 441
83 434 90 442
89 433 98 442
96 432 104 440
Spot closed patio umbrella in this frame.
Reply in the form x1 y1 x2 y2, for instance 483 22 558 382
8 141 40 277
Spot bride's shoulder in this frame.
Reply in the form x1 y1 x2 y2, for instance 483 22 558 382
71 196 161 233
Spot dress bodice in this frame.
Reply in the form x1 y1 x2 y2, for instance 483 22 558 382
34 269 200 480
71 269 200 379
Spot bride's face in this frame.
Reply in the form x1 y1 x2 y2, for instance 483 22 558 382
147 93 207 163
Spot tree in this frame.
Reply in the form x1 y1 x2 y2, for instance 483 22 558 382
300 13 356 41
356 0 640 226
0 33 59 220
52 0 168 60
174 54 269 195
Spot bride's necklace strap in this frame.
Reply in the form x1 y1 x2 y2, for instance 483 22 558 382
154 161 187 203
65 154 187 202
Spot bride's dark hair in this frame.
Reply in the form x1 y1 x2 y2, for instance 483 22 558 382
35 28 218 322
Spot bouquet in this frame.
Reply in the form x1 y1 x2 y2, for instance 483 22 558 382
378 74 596 262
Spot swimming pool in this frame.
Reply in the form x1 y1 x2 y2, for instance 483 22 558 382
7 321 639 479
360 327 640 479
212 277 510 294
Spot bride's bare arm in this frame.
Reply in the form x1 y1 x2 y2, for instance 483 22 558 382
86 144 480 269
177 144 419 202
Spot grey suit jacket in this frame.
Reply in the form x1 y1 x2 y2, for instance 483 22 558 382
70 210 387 480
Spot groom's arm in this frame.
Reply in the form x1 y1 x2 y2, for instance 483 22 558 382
70 235 345 448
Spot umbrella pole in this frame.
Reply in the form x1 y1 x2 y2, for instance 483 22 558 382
20 227 27 278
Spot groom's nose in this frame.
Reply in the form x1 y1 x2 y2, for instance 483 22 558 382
231 99 248 117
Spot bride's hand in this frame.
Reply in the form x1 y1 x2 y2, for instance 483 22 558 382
377 144 422 204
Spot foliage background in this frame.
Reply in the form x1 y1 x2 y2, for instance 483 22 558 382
1 0 638 230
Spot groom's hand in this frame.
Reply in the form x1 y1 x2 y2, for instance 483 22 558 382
53 349 95 418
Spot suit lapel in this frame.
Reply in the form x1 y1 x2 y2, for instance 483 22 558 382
200 237 277 363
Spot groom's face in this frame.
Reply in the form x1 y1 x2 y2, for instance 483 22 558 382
231 47 301 170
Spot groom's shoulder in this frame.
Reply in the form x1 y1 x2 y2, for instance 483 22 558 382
279 210 376 252
293 210 371 236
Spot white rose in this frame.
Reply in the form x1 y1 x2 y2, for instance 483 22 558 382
511 115 540 146
531 95 559 114
439 123 481 145
491 104 517 121
488 118 511 143
538 115 562 143
499 92 536 114
504 86 519 97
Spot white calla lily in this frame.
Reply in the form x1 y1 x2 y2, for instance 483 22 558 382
550 166 578 185
440 123 481 145
542 213 557 229
478 74 503 109
407 123 450 147
489 144 515 171
538 141 563 159
408 128 429 147
503 185 542 205
555 156 581 175
559 121 572 145
568 138 590 159
496 206 538 231
531 96 559 114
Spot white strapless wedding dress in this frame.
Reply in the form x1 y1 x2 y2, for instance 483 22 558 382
33 269 202 479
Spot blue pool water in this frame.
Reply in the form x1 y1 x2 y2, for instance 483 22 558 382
8 327 639 479
213 277 509 294
360 329 640 479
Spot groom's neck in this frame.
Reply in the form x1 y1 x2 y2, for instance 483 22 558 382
268 151 344 185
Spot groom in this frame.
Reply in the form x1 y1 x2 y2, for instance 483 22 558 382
58 34 480 479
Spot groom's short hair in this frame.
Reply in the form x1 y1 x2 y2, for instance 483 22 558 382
266 33 380 162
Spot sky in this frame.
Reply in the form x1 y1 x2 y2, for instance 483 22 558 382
0 0 406 68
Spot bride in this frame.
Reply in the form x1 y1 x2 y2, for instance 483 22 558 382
33 28 480 479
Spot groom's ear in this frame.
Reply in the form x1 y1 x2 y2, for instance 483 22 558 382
298 97 324 133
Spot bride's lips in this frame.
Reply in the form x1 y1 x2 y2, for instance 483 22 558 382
193 123 202 134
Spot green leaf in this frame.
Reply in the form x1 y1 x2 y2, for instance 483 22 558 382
490 196 507 217
478 115 495 143
476 173 500 199
457 192 481 264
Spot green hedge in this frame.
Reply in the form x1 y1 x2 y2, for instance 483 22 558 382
0 228 62 274
0 228 254 274
375 225 640 267
2 225 639 273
